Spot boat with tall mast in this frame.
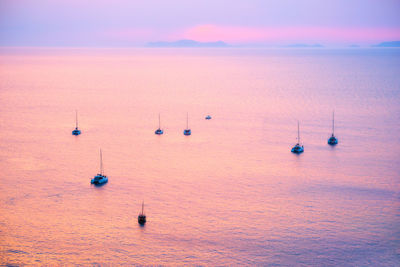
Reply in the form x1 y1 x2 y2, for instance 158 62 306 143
155 113 163 135
72 110 81 135
328 111 338 145
138 201 146 225
183 112 191 135
291 121 304 154
91 149 108 185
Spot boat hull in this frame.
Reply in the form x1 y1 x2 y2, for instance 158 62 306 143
138 215 146 225
328 136 338 145
291 145 304 154
183 129 191 135
91 175 108 185
72 129 81 135
155 129 163 135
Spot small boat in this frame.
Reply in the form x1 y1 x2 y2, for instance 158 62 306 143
291 121 304 154
91 149 108 185
328 111 338 145
72 110 81 135
183 112 191 135
205 115 212 120
155 113 164 135
138 201 146 225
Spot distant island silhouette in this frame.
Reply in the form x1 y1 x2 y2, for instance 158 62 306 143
373 41 400 47
146 39 228 47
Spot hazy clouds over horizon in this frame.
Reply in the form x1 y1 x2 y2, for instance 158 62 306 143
1 0 400 47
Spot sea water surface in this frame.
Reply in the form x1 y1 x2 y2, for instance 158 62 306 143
0 48 399 266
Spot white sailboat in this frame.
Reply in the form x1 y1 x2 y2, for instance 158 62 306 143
138 201 146 225
155 113 164 135
91 149 108 185
183 112 191 135
72 110 81 135
328 111 338 145
291 121 304 154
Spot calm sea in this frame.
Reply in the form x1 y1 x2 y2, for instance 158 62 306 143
0 48 399 266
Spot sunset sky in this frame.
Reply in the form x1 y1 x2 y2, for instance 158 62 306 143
1 0 400 47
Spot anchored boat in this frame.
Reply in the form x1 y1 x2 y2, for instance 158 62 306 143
183 112 191 135
72 110 81 135
91 149 108 185
155 113 164 135
291 121 304 154
328 111 338 145
138 201 146 225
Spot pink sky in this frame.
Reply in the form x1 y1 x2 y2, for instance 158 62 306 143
177 25 400 44
1 0 400 46
102 24 400 46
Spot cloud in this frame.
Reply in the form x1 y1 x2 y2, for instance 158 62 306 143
175 24 400 44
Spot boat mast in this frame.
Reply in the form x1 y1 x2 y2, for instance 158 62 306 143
158 113 161 129
75 110 78 129
297 121 300 144
141 201 144 215
332 111 335 135
186 112 189 129
100 149 103 175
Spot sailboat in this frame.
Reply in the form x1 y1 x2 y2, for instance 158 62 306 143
72 110 81 135
205 115 212 120
328 111 338 145
291 121 304 154
91 149 108 185
154 113 164 135
183 112 191 135
138 201 146 225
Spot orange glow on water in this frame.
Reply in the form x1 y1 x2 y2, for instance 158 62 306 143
0 48 399 265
